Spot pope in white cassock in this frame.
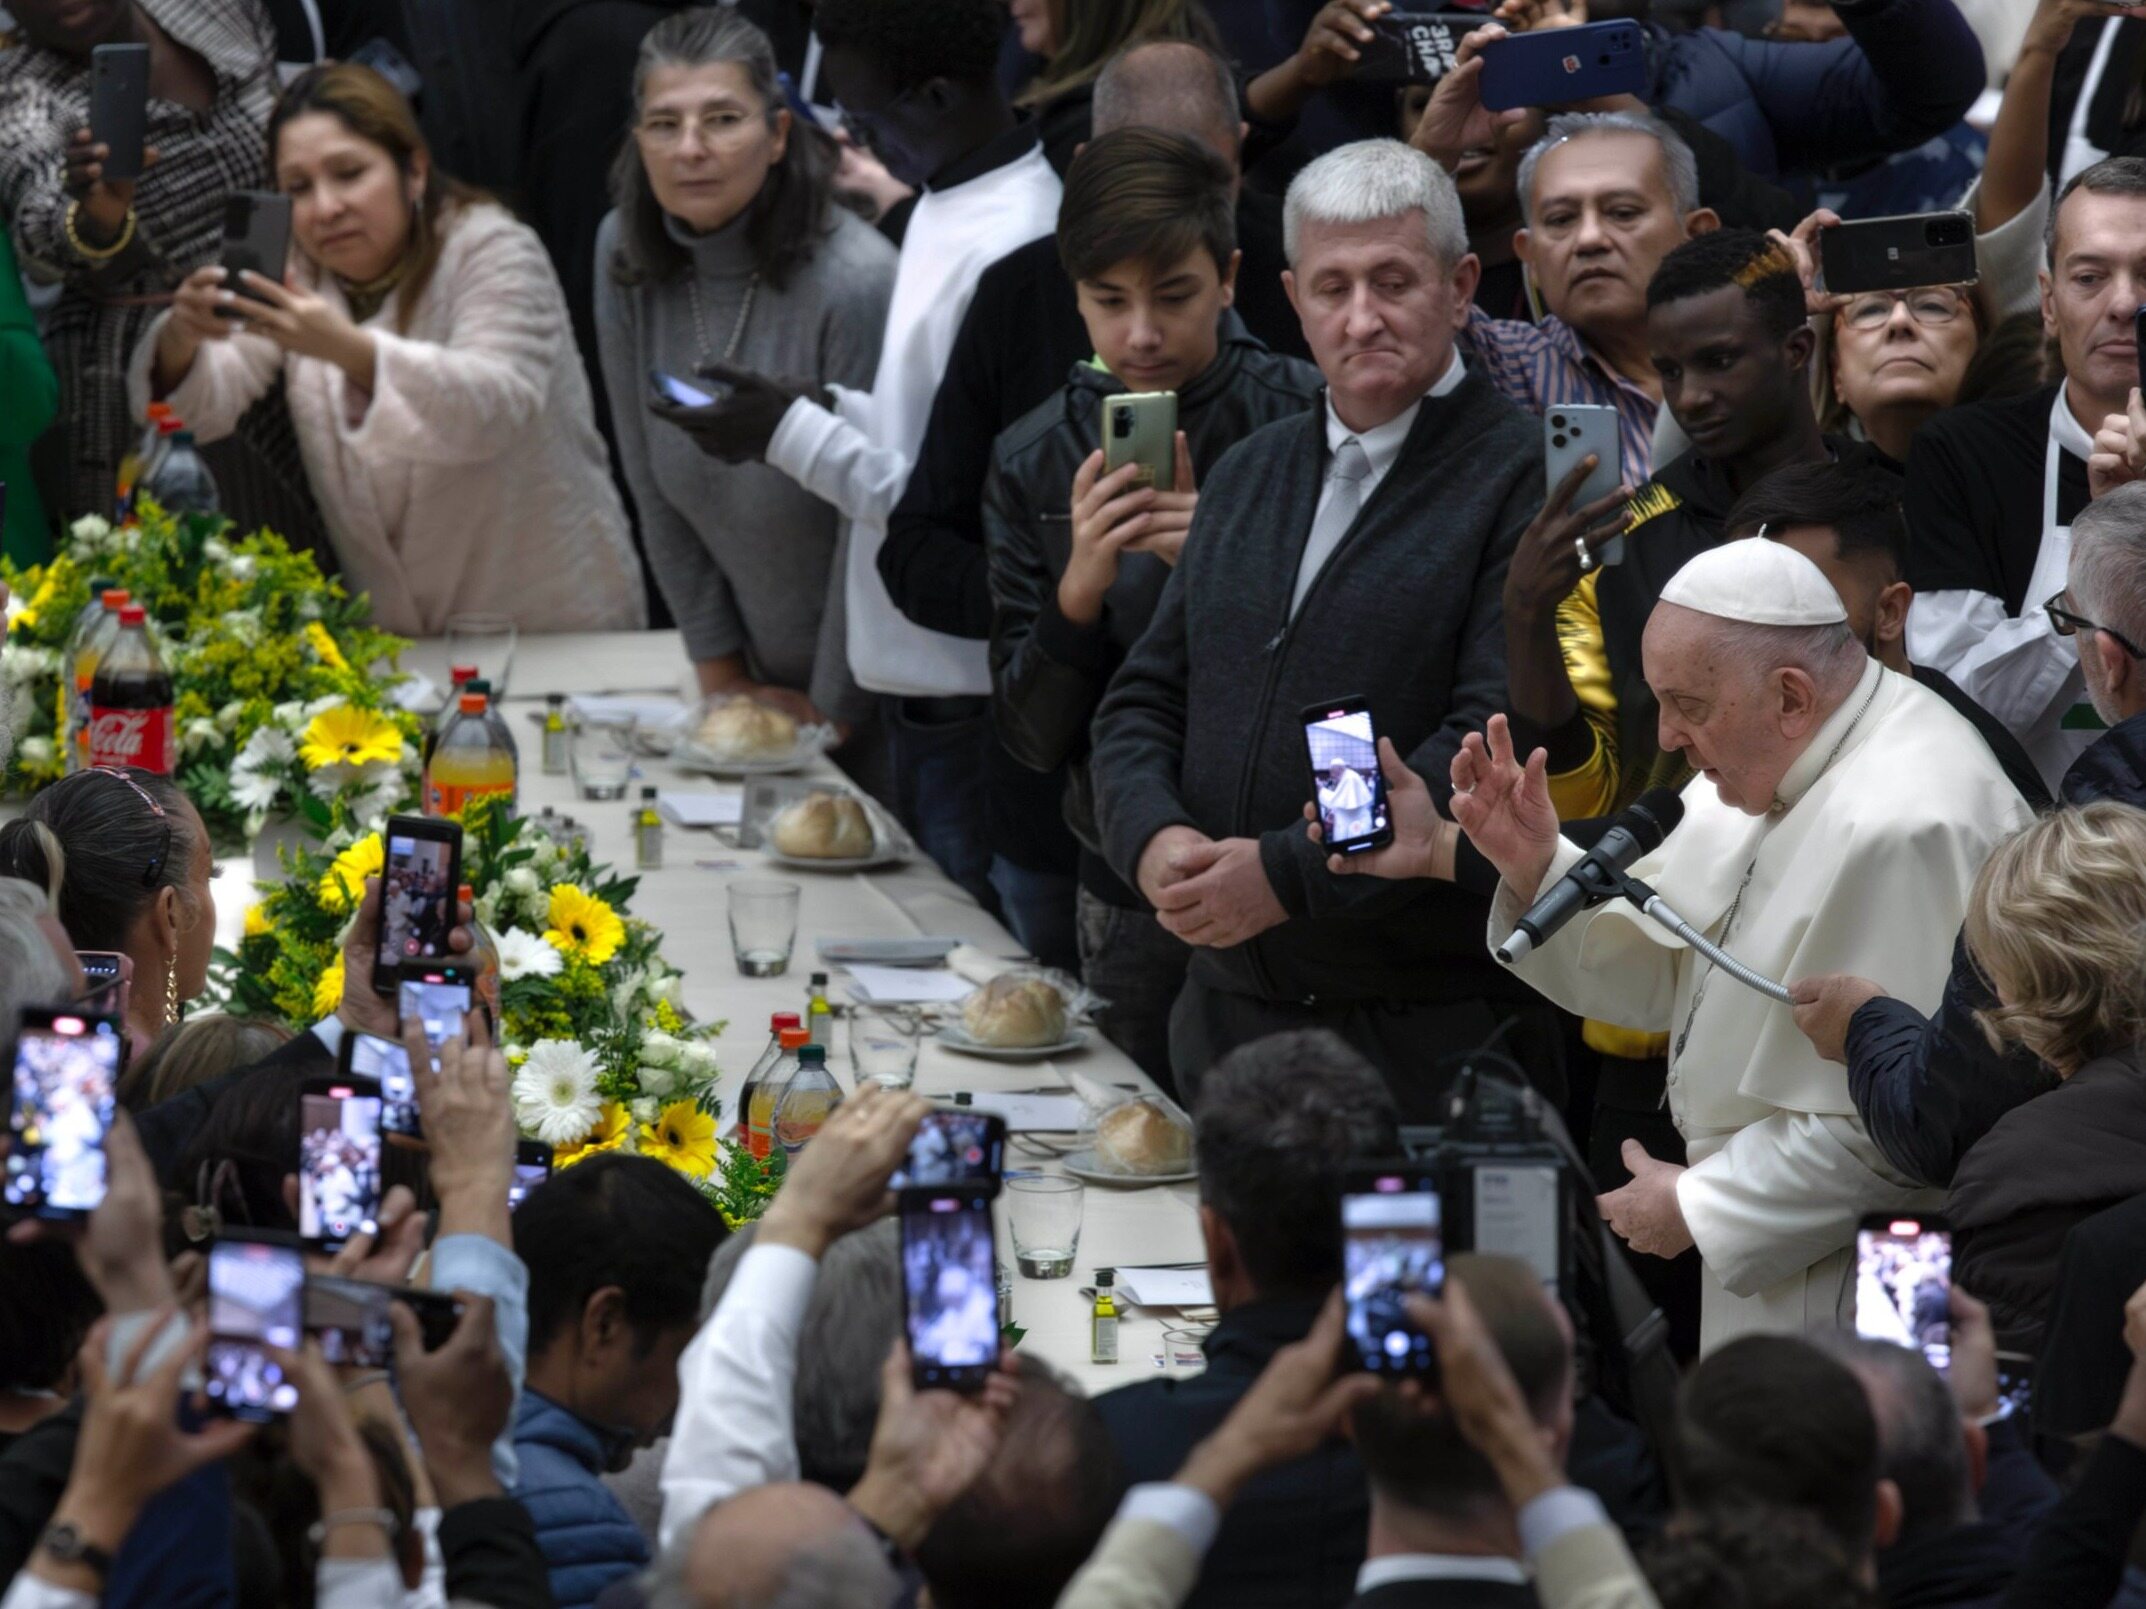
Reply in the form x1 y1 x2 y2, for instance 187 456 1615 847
1450 539 2034 1350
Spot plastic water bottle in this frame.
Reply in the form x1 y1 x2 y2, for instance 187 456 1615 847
139 428 220 517
772 1043 842 1155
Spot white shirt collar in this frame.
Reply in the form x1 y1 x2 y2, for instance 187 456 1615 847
1357 1554 1531 1591
2054 386 2100 460
1323 349 1466 475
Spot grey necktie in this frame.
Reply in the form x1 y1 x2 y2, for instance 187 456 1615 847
1291 436 1372 617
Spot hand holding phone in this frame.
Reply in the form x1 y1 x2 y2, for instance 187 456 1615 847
1854 1213 1952 1374
650 369 732 410
5 1009 123 1219
373 817 462 995
902 1194 1001 1391
890 1111 1006 1194
1477 20 1647 112
1341 1168 1445 1375
298 1077 384 1251
89 43 151 183
218 192 293 319
1303 700 1395 856
205 1236 305 1420
1817 212 1978 297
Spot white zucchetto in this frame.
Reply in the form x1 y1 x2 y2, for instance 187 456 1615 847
1658 536 1850 627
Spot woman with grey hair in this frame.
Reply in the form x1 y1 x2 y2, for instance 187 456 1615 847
596 8 897 731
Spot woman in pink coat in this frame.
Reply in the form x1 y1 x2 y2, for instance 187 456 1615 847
131 63 645 636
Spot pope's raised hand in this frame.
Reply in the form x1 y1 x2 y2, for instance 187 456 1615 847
1450 714 1559 902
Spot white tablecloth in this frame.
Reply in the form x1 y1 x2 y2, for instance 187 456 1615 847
214 631 1208 1395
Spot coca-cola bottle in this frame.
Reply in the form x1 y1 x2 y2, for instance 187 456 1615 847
87 606 175 776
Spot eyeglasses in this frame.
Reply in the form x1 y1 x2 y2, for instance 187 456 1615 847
2045 592 2146 659
1839 289 1969 331
85 766 172 888
633 109 768 150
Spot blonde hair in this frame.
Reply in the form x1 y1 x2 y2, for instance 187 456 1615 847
1966 803 2146 1074
120 1013 294 1111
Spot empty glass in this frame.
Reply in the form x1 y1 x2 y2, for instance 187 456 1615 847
851 1007 919 1089
445 613 517 700
1007 1175 1083 1279
569 717 636 800
729 879 800 977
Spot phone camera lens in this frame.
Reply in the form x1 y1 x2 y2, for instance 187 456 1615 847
1112 411 1133 438
1551 433 1567 448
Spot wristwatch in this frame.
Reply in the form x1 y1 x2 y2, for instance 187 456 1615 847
38 1521 116 1582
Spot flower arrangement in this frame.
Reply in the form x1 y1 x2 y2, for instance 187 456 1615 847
1 502 421 841
221 794 781 1225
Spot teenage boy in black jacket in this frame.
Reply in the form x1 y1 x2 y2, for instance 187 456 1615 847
1090 137 1549 1109
984 127 1321 1083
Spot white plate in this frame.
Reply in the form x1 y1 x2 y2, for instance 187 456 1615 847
1060 1147 1196 1188
673 740 829 777
933 1024 1090 1061
761 844 914 873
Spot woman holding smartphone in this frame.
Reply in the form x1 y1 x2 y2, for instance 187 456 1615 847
595 9 895 725
132 63 644 636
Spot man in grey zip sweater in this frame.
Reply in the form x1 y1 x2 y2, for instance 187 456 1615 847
1092 138 1556 1110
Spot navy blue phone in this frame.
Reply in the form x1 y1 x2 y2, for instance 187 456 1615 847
1477 21 1647 113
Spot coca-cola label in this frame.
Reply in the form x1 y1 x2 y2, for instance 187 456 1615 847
88 706 175 774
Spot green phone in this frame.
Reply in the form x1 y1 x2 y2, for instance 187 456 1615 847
1102 391 1178 492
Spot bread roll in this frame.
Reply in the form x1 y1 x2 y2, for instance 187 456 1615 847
696 699 799 761
1094 1098 1192 1176
960 975 1068 1048
770 792 876 859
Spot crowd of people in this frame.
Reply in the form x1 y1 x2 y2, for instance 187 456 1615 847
9 0 2146 1603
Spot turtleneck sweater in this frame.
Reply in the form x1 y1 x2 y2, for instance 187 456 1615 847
593 201 895 721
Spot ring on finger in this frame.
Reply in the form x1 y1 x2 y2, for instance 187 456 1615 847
1574 535 1595 575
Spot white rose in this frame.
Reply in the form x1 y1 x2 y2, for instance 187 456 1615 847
641 1030 682 1066
475 894 502 928
504 866 541 898
217 700 246 731
638 1063 679 1099
182 717 221 754
629 1097 660 1124
228 555 258 582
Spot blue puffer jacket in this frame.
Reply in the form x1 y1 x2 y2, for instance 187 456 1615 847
1644 0 1985 185
510 1391 649 1609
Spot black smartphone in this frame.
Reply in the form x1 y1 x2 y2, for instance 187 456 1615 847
89 42 151 183
1477 20 1647 112
306 1274 464 1367
890 1111 1007 1194
373 816 462 995
298 1075 384 1252
342 1030 420 1141
1818 212 1978 296
73 951 130 1019
1302 698 1394 856
5 1008 122 1220
397 965 472 1078
218 191 293 317
508 1139 554 1212
204 1235 304 1422
2134 306 2146 396
901 1193 1000 1392
650 368 732 410
1356 11 1482 81
1341 1166 1445 1375
1855 1212 1952 1375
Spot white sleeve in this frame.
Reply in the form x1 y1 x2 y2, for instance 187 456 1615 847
1960 173 2051 320
764 389 912 528
124 309 284 446
1906 588 2076 737
656 1243 818 1554
1678 1110 1926 1298
0 1577 97 1609
1492 839 1685 1034
315 1557 403 1609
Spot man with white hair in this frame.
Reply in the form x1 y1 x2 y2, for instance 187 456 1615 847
1090 137 1550 1105
1444 538 2033 1349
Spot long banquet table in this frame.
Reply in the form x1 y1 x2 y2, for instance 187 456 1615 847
210 630 1208 1396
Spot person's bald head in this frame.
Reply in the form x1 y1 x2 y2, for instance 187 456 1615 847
1092 40 1241 171
680 1483 892 1608
1642 602 1866 816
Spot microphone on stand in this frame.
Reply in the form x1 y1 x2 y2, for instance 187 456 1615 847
1493 789 1684 964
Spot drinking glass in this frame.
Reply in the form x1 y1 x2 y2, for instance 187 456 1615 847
569 718 636 801
729 879 800 977
1007 1175 1083 1279
445 614 518 700
851 1007 919 1089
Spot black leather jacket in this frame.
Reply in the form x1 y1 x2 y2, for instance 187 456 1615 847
982 318 1320 901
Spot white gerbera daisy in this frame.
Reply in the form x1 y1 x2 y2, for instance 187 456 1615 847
230 767 284 812
495 926 564 983
512 1039 603 1146
238 724 297 768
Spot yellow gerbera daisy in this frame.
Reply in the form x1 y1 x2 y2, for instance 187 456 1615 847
302 621 350 673
298 705 403 770
555 1101 632 1170
243 903 272 938
312 955 345 1018
544 884 624 965
639 1100 718 1177
317 832 383 913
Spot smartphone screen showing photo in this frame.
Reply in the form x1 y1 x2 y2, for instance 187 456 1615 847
379 826 456 972
902 1195 999 1389
890 1112 1005 1192
348 1032 419 1139
299 1085 383 1249
1305 704 1392 855
1343 1173 1444 1373
306 1273 399 1369
4 1012 122 1218
205 1239 303 1420
508 1143 553 1212
1855 1216 1952 1374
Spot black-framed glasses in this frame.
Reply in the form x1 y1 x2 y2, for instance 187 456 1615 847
2046 592 2146 659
